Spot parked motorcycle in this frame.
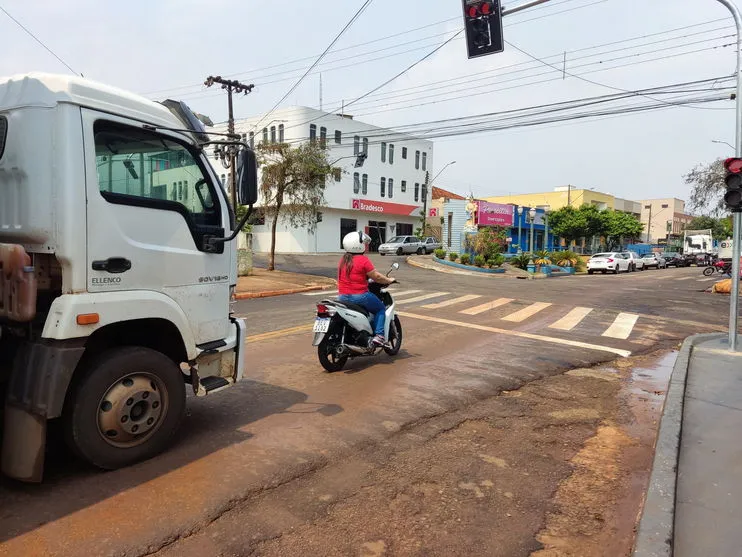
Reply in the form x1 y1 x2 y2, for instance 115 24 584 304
703 260 732 276
312 263 403 372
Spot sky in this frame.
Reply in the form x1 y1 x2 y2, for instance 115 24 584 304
0 0 738 207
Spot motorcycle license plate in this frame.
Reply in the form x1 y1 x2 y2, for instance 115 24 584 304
313 318 330 333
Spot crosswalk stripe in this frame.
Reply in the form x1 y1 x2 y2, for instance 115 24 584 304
602 313 640 339
386 290 422 298
422 294 483 309
459 298 514 316
301 291 337 296
502 302 552 322
674 276 696 281
697 277 718 282
396 292 450 305
549 307 594 331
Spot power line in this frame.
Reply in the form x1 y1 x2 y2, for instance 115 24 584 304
0 5 79 75
252 0 374 132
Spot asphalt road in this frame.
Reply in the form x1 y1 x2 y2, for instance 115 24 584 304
0 257 729 557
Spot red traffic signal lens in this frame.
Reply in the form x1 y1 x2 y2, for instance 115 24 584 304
468 5 479 17
725 157 742 173
481 2 492 15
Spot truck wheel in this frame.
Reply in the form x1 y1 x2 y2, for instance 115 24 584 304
64 346 186 470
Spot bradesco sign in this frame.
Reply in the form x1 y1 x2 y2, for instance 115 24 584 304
350 199 419 217
476 201 514 227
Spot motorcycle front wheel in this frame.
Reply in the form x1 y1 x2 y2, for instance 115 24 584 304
318 330 348 372
384 316 403 356
703 266 715 276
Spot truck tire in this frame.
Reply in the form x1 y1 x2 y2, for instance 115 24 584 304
64 346 186 470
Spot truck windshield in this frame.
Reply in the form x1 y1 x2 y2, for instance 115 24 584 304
93 121 220 227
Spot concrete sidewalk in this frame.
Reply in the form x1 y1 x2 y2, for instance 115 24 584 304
235 268 336 299
634 333 742 556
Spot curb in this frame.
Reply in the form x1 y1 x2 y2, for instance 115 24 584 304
432 255 506 274
406 256 519 278
633 332 724 557
234 284 335 300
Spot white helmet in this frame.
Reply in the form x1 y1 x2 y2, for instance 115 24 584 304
343 231 371 254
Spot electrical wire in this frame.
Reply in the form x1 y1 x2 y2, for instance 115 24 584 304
0 4 79 75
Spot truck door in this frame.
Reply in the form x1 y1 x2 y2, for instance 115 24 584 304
82 111 232 345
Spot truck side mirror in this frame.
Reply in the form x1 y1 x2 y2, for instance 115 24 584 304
237 148 258 206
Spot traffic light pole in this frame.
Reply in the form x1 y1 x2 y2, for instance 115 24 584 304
716 0 742 351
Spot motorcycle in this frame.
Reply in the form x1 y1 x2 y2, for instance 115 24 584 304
312 263 403 372
703 259 732 276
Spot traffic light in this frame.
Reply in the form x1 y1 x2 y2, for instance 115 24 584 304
724 157 742 212
462 0 504 59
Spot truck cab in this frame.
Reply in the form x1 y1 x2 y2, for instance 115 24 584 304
0 74 257 482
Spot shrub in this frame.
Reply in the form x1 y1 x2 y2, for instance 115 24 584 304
487 253 505 268
551 250 579 267
510 253 532 270
474 255 486 267
534 249 551 265
460 253 471 265
434 248 446 259
471 226 507 259
448 252 458 261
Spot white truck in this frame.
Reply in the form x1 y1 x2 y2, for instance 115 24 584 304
0 74 258 482
683 229 715 257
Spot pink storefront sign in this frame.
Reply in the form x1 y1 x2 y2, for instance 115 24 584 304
476 201 514 227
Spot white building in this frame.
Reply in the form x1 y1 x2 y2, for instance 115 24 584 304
209 106 434 253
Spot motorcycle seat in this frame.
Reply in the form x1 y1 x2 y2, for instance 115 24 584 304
333 300 370 317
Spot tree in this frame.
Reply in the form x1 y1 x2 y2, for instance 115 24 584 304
600 210 644 250
548 206 588 247
470 226 507 259
684 158 727 216
686 215 733 239
259 141 337 271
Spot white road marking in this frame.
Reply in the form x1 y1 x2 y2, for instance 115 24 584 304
459 298 514 316
301 291 337 296
396 292 450 305
385 290 422 298
502 302 552 322
398 311 631 358
422 294 482 309
697 277 718 282
602 313 640 340
674 276 696 281
549 307 594 331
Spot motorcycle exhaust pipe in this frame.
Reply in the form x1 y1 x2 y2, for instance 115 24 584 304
345 345 371 354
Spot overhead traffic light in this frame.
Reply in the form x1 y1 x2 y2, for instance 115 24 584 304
724 157 742 211
462 0 504 59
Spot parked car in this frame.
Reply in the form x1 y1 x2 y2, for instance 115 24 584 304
587 252 631 274
422 237 442 253
642 253 667 269
661 252 686 267
378 235 423 256
622 251 646 271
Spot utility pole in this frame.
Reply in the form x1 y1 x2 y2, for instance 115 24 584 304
646 204 653 244
205 75 255 209
422 171 430 237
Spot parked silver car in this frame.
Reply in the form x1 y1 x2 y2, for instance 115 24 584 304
642 252 667 269
422 237 442 253
621 251 646 271
378 236 423 256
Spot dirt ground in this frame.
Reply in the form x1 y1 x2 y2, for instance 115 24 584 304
155 350 672 557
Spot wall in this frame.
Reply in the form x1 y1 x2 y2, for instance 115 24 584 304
640 198 687 242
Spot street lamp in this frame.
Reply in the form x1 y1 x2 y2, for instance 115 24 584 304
528 207 537 253
430 161 457 184
424 161 456 237
517 206 524 254
712 139 736 151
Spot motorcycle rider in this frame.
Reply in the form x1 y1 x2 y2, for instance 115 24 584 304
338 231 396 346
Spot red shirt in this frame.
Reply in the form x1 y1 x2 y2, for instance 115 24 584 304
338 255 374 295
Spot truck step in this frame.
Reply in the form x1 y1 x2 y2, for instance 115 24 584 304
199 376 231 394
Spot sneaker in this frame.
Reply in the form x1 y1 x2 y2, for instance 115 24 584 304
372 335 385 346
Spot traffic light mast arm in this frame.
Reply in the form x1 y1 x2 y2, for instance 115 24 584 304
501 0 552 16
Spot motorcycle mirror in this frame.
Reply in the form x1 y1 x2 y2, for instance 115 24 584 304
392 263 400 271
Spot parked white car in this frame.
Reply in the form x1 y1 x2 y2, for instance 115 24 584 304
622 251 646 271
378 236 423 256
587 252 631 274
642 253 667 269
422 237 442 253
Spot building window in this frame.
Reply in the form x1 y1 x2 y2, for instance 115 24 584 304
414 183 420 202
335 130 342 144
381 142 387 163
249 131 255 149
362 174 368 195
278 124 284 143
320 126 327 147
401 180 407 193
270 126 276 143
363 137 368 155
422 152 427 171
380 177 386 198
353 172 360 194
262 128 268 144
415 151 420 170
354 135 360 155
661 204 669 209
644 205 652 210
389 144 395 164
402 147 408 159
388 178 394 199
333 168 341 182
309 124 317 142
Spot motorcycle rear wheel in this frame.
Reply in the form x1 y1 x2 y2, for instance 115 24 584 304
318 331 348 372
703 266 715 276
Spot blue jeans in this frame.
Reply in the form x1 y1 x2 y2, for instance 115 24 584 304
338 292 386 336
